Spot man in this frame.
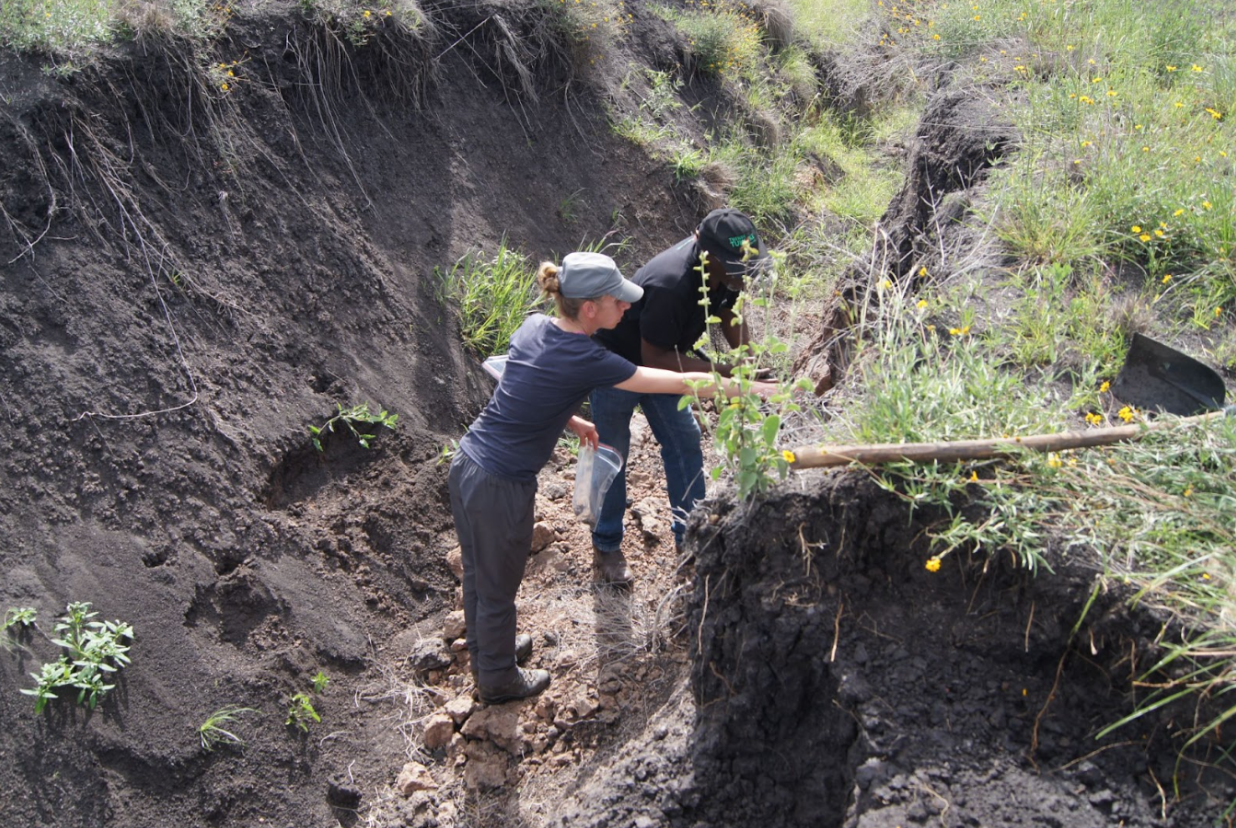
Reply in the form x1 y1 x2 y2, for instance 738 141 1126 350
589 208 773 584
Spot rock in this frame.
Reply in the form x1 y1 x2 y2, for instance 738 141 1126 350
395 761 436 797
461 705 523 754
534 695 556 721
526 545 571 577
408 638 454 674
444 695 476 725
463 742 509 790
326 775 362 809
530 521 556 553
443 610 466 641
422 712 456 750
541 481 568 500
446 545 463 579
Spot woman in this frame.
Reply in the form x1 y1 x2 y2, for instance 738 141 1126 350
448 251 776 705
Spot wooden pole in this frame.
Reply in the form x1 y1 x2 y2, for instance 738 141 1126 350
787 410 1231 469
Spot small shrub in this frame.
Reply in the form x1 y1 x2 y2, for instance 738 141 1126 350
2 606 37 632
20 602 134 714
310 403 398 452
286 692 321 732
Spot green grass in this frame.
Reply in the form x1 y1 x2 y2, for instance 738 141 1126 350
435 239 546 358
1 0 116 54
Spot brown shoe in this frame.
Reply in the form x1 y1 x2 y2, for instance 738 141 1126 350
594 548 633 586
479 668 551 705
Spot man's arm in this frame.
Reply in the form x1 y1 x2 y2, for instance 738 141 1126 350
717 306 750 350
642 338 740 378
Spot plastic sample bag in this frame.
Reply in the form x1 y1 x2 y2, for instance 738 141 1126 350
573 442 623 527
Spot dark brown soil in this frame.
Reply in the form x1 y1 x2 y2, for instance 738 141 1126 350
1 3 1233 828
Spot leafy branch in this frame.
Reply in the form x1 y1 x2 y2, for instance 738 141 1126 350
310 402 399 451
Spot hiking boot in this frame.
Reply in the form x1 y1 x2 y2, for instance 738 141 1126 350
470 634 535 683
478 667 551 705
515 633 533 664
594 548 633 586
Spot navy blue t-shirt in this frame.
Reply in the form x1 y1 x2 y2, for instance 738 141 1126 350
461 314 637 481
592 237 739 365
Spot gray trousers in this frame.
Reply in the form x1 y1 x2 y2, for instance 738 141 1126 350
447 452 536 686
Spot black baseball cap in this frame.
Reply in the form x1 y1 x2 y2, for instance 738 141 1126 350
696 208 772 277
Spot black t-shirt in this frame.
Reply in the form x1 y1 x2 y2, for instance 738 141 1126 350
593 236 739 365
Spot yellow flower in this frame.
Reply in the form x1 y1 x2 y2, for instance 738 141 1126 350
969 470 979 482
363 9 371 17
1085 412 1103 426
917 299 928 309
1192 64 1203 72
1130 225 1141 233
925 557 942 573
1166 65 1177 72
1162 274 1172 284
1216 307 1222 317
1118 406 1136 423
1139 234 1152 242
1099 380 1110 393
918 266 928 277
1184 486 1193 497
782 450 797 464
1203 572 1211 580
1203 201 1212 210
1174 209 1185 216
881 279 893 289
1047 455 1063 469
221 82 229 91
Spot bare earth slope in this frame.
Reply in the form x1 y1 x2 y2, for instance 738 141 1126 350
1 3 1233 828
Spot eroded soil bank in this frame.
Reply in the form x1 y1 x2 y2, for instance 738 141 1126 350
1 2 1233 827
551 475 1235 828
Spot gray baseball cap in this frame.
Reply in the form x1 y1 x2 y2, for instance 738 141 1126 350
560 252 644 303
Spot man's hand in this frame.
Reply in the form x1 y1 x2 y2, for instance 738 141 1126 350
567 415 600 450
750 380 779 400
751 366 776 381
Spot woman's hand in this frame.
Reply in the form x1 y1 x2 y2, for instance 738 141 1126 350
567 415 600 450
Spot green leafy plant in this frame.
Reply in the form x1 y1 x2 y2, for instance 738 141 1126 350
198 705 258 752
311 670 330 693
20 602 134 713
436 438 460 466
684 252 812 500
310 402 399 451
286 691 321 732
2 606 37 632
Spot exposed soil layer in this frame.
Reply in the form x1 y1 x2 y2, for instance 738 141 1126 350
1 4 1233 828
546 476 1235 828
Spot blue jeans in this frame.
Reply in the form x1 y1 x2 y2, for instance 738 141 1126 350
589 386 706 552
